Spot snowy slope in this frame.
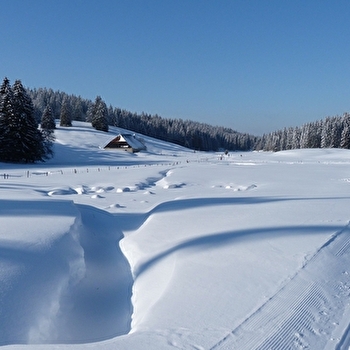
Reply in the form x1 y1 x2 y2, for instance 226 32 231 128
0 122 349 349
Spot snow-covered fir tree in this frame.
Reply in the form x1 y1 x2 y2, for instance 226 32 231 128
0 77 16 161
340 113 350 149
330 118 342 148
0 78 48 162
72 99 85 121
12 79 46 162
41 105 56 130
91 96 108 132
321 117 333 148
40 105 55 158
60 98 72 127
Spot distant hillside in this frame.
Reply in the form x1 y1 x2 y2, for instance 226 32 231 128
45 121 193 167
27 87 350 153
27 87 259 152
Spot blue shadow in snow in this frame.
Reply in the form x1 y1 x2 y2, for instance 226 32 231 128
113 196 350 231
0 199 77 217
134 223 345 278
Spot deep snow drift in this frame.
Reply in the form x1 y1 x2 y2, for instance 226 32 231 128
0 122 349 349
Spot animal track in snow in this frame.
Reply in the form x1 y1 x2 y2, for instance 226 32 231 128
107 203 126 209
47 185 115 197
91 194 104 199
156 177 186 190
116 187 133 193
48 187 79 196
212 184 257 191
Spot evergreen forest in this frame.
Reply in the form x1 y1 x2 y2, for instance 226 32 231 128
28 87 350 153
28 87 257 152
2 76 350 164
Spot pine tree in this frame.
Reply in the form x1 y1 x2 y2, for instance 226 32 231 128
41 105 56 130
60 98 72 127
72 99 84 121
11 79 45 162
85 103 94 122
0 78 55 162
330 118 342 148
0 78 46 162
321 117 333 148
291 127 301 149
340 113 350 149
41 105 55 159
0 77 16 161
91 96 108 132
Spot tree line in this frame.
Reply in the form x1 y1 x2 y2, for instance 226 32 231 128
29 86 350 153
256 113 350 151
2 77 350 164
27 87 258 152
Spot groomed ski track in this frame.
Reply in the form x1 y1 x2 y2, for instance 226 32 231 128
210 223 350 350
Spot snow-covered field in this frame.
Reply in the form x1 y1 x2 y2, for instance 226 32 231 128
0 122 349 350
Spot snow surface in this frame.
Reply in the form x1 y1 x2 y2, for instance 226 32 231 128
0 122 349 350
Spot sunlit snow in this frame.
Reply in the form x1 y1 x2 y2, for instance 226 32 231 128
0 122 349 349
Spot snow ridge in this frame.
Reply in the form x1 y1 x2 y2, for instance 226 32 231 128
0 200 133 345
1 124 350 349
210 223 350 350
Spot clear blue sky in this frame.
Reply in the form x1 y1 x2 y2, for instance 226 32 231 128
1 0 350 135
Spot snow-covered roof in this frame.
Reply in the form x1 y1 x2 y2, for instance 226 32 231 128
103 133 146 152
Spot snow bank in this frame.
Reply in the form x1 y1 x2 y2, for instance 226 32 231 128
0 123 349 349
0 199 133 345
0 200 84 344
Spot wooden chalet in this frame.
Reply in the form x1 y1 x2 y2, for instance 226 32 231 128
103 134 146 153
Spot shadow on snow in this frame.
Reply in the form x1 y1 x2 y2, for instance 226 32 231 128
113 195 350 231
0 201 133 345
133 223 344 278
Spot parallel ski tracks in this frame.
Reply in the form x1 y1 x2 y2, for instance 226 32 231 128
334 235 350 256
210 223 350 350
